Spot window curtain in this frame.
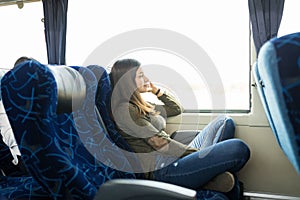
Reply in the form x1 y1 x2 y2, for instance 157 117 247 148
248 0 285 54
42 0 68 65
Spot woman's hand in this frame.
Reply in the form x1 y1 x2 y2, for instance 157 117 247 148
148 135 169 151
150 82 163 97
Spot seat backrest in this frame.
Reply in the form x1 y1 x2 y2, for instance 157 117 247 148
1 61 135 199
86 65 133 151
254 32 300 174
87 65 144 178
0 68 50 200
0 175 50 199
70 66 137 175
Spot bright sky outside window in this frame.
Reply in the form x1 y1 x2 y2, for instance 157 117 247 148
67 0 250 111
0 2 45 68
0 0 250 111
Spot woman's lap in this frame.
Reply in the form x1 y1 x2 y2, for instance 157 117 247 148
153 138 250 189
154 115 249 200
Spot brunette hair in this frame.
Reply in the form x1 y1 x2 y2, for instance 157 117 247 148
14 56 38 68
110 58 154 115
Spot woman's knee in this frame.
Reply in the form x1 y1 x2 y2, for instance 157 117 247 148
230 139 251 164
224 116 235 129
218 115 236 140
224 116 235 132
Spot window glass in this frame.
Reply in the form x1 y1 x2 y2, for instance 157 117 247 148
0 2 46 69
278 0 300 37
0 1 250 111
67 0 250 111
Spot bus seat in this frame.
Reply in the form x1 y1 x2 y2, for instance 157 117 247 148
0 61 197 200
0 69 50 200
86 65 133 151
253 32 300 174
0 135 50 199
0 175 51 199
1 61 136 199
86 65 145 179
87 65 229 200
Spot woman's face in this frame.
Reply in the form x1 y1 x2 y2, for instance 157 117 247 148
135 67 150 93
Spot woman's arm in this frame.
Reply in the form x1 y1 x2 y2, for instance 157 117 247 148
115 103 197 157
156 93 183 117
150 83 183 118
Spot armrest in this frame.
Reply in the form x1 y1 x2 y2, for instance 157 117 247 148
94 179 196 200
171 130 200 145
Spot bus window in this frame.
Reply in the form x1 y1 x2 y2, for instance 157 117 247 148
0 1 250 112
67 0 250 112
0 2 46 68
278 0 300 37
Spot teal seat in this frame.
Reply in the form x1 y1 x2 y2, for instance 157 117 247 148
253 32 300 174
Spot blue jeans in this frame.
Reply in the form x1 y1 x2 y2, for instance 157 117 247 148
153 115 250 199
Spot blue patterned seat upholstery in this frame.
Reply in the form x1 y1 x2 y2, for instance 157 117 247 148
1 61 135 199
86 65 135 152
0 176 50 199
87 65 144 178
1 135 50 199
253 32 300 174
0 68 50 199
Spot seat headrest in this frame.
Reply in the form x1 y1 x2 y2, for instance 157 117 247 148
1 61 86 114
48 65 86 114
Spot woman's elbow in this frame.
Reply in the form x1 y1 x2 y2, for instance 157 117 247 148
169 106 183 117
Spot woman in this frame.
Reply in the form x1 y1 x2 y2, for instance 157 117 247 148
109 58 250 199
